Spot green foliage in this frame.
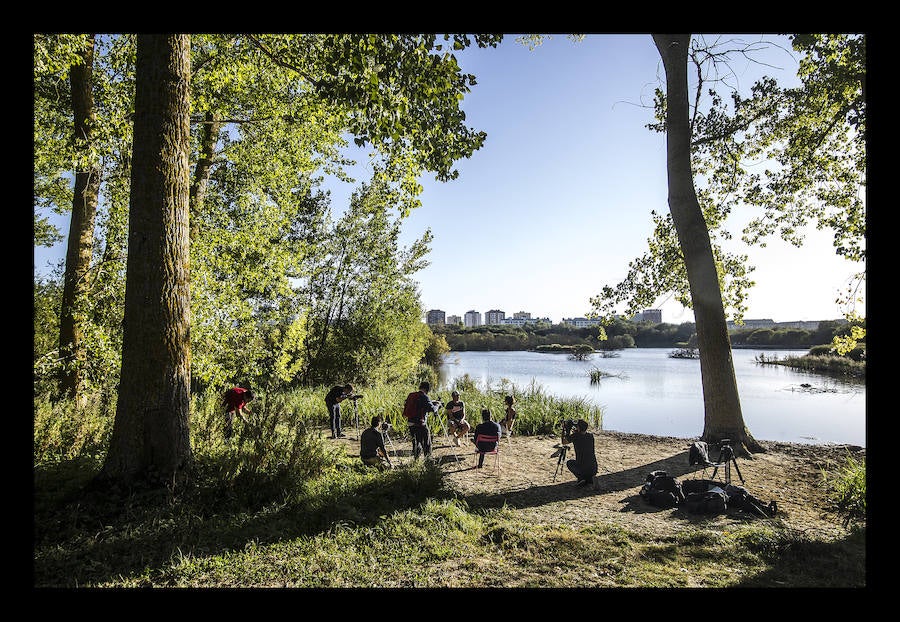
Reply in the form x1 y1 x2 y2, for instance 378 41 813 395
422 329 450 367
33 392 115 465
821 452 866 526
591 34 865 329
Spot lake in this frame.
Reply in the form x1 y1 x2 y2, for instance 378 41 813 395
439 349 866 447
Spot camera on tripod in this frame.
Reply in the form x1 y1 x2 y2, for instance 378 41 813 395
560 418 576 439
348 394 363 400
380 420 392 432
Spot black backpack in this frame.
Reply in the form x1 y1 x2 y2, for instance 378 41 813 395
684 489 728 515
640 470 686 508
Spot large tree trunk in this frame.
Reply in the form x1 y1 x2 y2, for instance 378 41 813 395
59 34 101 405
652 34 763 455
101 34 193 485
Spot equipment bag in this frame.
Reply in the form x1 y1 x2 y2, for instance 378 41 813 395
688 441 711 466
640 470 686 508
403 392 422 423
681 478 720 495
724 484 778 518
684 489 728 515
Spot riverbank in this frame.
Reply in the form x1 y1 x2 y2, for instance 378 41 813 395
33 427 867 587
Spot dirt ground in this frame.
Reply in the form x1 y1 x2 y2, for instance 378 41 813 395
336 426 865 538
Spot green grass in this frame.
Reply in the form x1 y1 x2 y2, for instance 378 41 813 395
33 385 865 588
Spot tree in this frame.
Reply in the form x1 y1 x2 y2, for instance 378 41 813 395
651 34 762 453
58 34 101 404
592 34 864 453
101 34 193 484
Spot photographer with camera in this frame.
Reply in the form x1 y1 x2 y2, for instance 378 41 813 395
562 419 598 488
325 383 356 439
360 416 393 470
404 381 441 459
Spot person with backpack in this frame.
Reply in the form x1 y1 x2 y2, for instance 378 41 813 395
222 386 255 440
562 419 598 487
403 381 441 459
325 384 353 439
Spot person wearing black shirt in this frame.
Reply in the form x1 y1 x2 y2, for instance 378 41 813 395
409 381 441 459
563 419 598 487
325 383 352 439
471 409 502 468
445 390 469 446
360 416 392 470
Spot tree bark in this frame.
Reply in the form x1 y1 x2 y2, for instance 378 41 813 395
652 34 763 454
189 110 220 242
101 34 193 485
59 34 101 404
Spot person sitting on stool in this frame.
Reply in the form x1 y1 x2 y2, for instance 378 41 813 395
471 408 502 468
562 419 598 487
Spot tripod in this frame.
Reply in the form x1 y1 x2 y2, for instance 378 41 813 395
435 412 462 464
551 443 569 482
710 439 745 485
350 397 362 440
382 424 400 468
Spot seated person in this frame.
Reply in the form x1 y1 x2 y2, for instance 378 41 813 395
471 409 502 468
445 390 470 446
360 416 393 470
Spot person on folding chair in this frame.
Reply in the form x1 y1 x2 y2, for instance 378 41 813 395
471 408 502 469
562 419 598 488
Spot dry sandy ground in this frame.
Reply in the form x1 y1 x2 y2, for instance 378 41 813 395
336 427 865 538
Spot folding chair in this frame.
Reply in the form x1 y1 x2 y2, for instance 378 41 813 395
473 433 500 474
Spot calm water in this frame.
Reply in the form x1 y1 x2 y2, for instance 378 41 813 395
440 349 866 447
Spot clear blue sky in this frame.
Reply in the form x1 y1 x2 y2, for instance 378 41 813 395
34 34 865 324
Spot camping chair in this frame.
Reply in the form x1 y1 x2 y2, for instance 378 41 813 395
473 434 500 475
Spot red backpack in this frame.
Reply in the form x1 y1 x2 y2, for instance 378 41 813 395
403 391 421 423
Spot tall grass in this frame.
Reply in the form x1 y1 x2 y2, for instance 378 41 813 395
821 452 866 526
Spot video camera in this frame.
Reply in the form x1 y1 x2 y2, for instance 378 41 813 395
560 418 576 439
380 420 392 433
347 394 363 401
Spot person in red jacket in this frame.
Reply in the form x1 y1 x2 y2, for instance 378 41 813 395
222 386 255 439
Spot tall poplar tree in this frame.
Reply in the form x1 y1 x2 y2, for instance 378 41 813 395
58 34 100 404
652 34 761 452
101 34 193 484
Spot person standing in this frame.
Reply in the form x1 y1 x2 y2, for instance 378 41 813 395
563 419 598 487
406 381 441 459
360 416 393 470
500 394 517 438
222 386 255 439
445 390 469 446
325 383 353 439
471 409 502 468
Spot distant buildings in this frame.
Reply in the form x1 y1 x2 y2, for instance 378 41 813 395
561 317 603 327
428 306 836 332
464 310 482 327
484 309 505 325
426 309 446 325
632 309 662 324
